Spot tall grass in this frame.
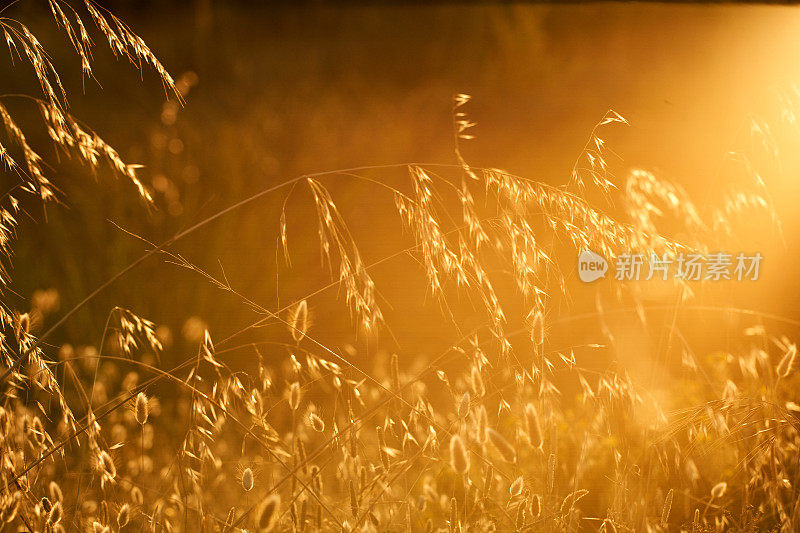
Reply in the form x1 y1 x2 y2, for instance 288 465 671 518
0 3 795 533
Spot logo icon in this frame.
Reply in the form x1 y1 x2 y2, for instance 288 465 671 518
578 250 608 283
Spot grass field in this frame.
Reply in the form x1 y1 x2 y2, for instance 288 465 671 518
1 2 800 532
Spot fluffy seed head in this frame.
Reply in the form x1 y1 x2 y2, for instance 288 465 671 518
349 480 358 517
449 434 470 474
309 412 325 432
475 405 488 444
289 300 310 342
134 392 149 425
457 392 470 419
470 366 484 397
47 501 62 525
509 476 524 497
487 428 516 462
547 453 556 493
289 382 302 411
483 465 494 500
17 312 30 338
711 481 727 499
117 503 130 527
531 494 541 518
98 451 116 480
390 353 400 390
525 403 542 449
49 481 63 503
224 507 236 530
242 468 254 491
777 344 797 378
661 488 673 527
256 494 280 531
530 310 544 345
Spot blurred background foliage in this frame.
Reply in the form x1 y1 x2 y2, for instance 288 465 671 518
2 1 799 374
